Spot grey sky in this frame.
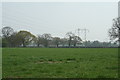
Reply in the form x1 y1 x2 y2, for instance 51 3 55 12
118 1 120 17
2 2 118 42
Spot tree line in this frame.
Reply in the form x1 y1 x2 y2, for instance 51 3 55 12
1 27 83 48
1 17 119 48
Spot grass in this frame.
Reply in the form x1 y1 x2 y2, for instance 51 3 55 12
2 48 118 78
0 48 2 79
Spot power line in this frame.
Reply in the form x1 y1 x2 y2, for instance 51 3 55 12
3 9 57 27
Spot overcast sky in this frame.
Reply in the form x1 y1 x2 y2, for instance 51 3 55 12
2 2 118 42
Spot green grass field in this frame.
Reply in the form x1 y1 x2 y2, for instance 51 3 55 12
2 48 118 78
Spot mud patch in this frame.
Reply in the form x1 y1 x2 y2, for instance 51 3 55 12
35 61 63 64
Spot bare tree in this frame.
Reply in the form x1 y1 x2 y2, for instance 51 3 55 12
41 33 52 47
35 35 44 47
109 17 120 45
72 36 82 47
2 26 14 47
60 38 68 47
2 26 14 38
52 37 61 47
66 32 75 47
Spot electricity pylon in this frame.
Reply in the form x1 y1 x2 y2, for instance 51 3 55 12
76 28 89 41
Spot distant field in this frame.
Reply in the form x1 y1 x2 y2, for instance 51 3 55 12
2 48 118 78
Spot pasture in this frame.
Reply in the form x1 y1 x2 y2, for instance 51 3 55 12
2 48 118 78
